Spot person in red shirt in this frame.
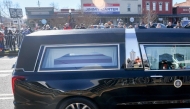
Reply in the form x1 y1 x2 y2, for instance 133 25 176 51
63 23 72 30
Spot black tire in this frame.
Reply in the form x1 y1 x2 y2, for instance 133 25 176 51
59 97 99 109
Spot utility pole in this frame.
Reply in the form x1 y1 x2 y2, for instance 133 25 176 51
38 0 40 7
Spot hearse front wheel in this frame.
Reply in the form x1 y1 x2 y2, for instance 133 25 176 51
59 98 98 109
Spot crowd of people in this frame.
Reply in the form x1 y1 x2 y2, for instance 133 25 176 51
0 20 189 52
92 21 190 29
28 20 190 31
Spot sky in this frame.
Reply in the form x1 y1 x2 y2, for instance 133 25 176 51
9 0 186 16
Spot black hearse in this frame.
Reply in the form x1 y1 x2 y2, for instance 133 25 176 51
13 28 190 109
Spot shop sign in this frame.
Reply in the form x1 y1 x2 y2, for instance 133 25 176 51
183 8 190 13
83 3 120 14
178 7 190 14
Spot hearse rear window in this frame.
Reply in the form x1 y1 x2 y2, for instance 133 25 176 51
140 45 190 70
39 44 120 71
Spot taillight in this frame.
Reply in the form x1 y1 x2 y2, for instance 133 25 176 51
12 76 26 94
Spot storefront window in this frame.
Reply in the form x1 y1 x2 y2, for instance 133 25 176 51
140 44 190 70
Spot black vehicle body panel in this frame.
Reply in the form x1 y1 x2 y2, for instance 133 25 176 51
13 29 190 109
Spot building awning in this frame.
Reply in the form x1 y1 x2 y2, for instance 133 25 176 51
158 14 190 17
97 14 190 18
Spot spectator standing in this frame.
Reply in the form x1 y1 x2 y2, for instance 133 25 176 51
53 27 58 30
45 25 51 30
174 21 182 28
145 24 149 28
75 25 79 29
110 24 114 28
64 23 72 30
4 27 8 35
123 24 127 28
79 24 86 29
149 22 156 28
135 24 139 28
128 25 133 28
117 22 123 28
104 23 110 28
7 29 15 51
0 31 4 51
156 23 161 28
4 27 9 49
166 22 173 28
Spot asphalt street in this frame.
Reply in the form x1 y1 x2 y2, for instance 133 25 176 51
0 56 17 109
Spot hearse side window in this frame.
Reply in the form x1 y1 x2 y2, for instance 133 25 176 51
140 44 190 70
39 44 120 71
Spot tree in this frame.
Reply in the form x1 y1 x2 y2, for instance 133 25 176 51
74 5 100 28
49 18 68 29
142 9 158 24
0 0 20 17
50 2 59 11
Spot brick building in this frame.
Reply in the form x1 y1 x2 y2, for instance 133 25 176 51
142 0 173 24
173 0 190 24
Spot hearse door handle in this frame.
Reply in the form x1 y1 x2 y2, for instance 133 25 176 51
150 75 163 78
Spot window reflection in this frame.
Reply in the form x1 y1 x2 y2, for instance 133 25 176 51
140 45 190 70
125 29 142 69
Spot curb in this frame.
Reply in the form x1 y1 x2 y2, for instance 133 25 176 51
0 52 18 56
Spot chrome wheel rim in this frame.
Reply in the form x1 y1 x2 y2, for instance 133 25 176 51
65 103 91 109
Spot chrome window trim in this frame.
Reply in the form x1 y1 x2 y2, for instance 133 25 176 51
14 68 34 72
38 44 120 72
145 69 190 71
125 28 143 69
140 44 190 71
33 46 42 71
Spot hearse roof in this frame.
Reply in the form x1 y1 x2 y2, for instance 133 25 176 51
16 28 190 71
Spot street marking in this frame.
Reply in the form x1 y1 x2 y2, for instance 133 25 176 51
0 70 13 73
0 94 13 97
0 94 14 100
0 97 14 100
0 74 11 77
